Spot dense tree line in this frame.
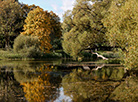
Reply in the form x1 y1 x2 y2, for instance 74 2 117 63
0 0 24 48
0 0 138 69
62 0 138 69
0 0 61 51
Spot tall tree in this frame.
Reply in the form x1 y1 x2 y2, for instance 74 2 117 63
62 0 112 59
21 7 61 52
102 0 138 69
0 0 24 49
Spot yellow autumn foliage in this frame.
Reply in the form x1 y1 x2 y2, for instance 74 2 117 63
21 65 53 102
21 7 61 53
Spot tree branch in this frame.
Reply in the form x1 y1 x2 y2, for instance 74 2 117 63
91 50 108 60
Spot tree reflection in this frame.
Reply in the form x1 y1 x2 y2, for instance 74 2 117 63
62 68 121 102
0 67 24 102
20 65 61 102
91 67 125 81
2 62 138 102
14 65 38 83
109 74 138 102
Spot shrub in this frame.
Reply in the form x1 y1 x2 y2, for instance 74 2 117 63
13 34 41 58
14 34 38 52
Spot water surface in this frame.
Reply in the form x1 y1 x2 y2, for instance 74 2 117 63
0 60 137 102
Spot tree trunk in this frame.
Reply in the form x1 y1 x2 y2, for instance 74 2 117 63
5 35 10 50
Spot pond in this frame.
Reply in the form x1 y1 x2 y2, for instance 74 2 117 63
0 60 138 102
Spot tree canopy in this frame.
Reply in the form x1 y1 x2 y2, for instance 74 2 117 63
21 4 38 18
21 7 61 52
62 0 112 59
102 0 138 69
0 0 24 48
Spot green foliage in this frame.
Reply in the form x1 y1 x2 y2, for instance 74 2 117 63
102 0 138 69
14 65 38 83
62 0 112 59
0 49 23 59
39 52 62 59
81 51 93 58
105 59 122 64
99 51 121 58
51 38 62 51
109 76 138 102
0 49 63 60
0 0 24 48
13 34 41 58
62 68 121 102
13 34 38 52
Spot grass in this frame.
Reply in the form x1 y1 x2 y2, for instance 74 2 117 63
0 49 123 64
0 50 23 60
0 49 62 60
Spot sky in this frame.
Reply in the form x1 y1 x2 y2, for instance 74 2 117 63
18 0 76 21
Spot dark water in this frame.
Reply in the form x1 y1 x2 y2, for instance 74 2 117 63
0 60 138 102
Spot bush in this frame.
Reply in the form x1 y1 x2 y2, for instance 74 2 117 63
0 49 24 60
13 34 63 59
14 34 38 52
13 34 41 58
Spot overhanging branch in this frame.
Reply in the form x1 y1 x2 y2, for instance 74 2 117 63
91 50 108 60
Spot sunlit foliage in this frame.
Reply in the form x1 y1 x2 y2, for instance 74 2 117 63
62 0 112 59
13 34 39 52
13 34 42 58
103 0 138 69
21 7 61 52
21 4 38 18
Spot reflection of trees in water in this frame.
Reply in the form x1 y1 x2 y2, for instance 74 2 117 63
0 64 62 102
20 65 61 102
62 69 122 102
108 75 138 102
14 65 38 83
62 68 138 102
0 67 24 102
3 62 138 102
90 67 125 81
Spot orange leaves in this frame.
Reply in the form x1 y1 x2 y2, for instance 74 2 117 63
21 6 61 52
22 4 37 15
21 65 52 102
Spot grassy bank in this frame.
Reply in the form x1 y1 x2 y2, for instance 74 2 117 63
0 50 23 60
0 49 63 60
0 49 122 65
